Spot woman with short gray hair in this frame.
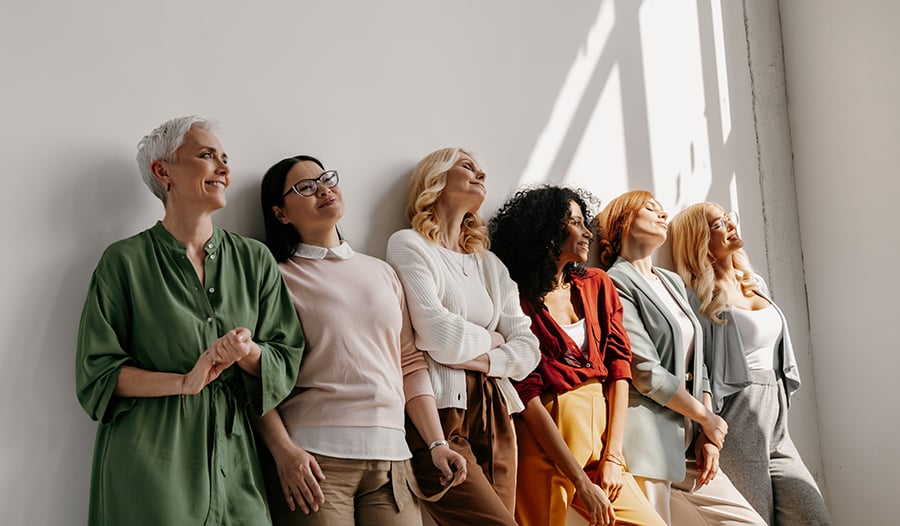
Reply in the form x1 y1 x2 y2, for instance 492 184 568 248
76 116 306 525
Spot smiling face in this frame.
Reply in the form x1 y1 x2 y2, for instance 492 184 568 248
158 127 230 213
706 204 742 261
559 200 593 266
275 160 345 239
626 198 669 248
436 152 486 213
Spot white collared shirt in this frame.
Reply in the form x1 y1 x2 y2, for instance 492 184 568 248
293 241 355 260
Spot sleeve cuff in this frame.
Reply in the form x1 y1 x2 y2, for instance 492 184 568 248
606 359 633 382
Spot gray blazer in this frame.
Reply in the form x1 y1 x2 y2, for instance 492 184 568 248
687 275 801 413
608 257 708 482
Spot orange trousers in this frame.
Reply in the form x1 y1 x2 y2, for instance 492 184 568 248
515 381 666 526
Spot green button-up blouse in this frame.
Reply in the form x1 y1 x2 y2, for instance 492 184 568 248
76 222 305 525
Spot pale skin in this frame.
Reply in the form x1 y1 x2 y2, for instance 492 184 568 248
113 127 262 399
256 161 466 514
618 198 727 485
706 205 770 311
518 201 626 526
433 153 503 372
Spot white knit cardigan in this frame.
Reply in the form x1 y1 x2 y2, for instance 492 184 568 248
386 229 540 414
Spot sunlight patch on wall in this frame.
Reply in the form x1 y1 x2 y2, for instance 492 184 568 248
639 0 712 213
729 172 741 236
518 1 616 186
561 64 629 204
711 0 732 144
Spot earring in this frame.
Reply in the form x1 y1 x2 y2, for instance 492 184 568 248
166 182 171 192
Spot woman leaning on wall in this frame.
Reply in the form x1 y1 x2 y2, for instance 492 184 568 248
75 116 305 525
254 154 466 526
596 190 766 526
489 185 666 526
386 147 541 526
668 202 832 526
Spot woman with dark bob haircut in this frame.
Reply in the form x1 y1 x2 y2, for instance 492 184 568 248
256 155 466 526
489 186 664 526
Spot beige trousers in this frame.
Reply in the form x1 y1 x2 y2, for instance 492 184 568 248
636 461 767 526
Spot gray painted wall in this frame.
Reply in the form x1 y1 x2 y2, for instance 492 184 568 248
0 1 835 523
780 1 900 523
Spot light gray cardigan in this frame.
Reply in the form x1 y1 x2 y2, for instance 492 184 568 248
608 257 709 482
687 275 801 413
386 229 540 414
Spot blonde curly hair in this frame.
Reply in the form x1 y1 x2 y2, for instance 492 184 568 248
669 202 759 324
405 147 490 254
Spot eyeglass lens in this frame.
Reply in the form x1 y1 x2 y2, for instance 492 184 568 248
290 170 339 196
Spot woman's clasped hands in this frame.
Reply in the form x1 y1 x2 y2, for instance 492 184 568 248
182 327 258 395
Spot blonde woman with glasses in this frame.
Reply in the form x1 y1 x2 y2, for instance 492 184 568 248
669 203 832 525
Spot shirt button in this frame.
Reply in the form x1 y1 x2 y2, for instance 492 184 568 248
209 254 216 260
584 361 592 368
207 243 214 249
208 288 215 294
207 317 213 323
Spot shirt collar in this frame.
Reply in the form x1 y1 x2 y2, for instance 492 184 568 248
294 241 354 260
150 220 222 255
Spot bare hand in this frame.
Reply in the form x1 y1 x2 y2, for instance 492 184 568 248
598 459 624 502
182 350 233 395
488 330 506 349
429 444 467 487
273 444 326 514
208 327 257 365
700 412 728 449
573 479 615 526
694 434 720 486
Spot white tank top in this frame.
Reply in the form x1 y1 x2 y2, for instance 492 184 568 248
560 318 587 351
730 304 780 370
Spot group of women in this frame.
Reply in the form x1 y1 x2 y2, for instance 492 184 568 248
76 116 831 526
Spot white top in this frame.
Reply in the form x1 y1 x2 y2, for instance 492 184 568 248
644 272 696 370
386 229 541 414
560 318 588 351
730 304 780 371
277 242 434 460
641 272 698 450
436 246 493 328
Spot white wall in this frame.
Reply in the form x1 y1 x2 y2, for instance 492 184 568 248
780 1 900 523
0 1 831 523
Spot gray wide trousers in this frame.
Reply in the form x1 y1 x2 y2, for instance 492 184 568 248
718 369 832 526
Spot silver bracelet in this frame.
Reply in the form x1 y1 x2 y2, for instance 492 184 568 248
428 439 449 451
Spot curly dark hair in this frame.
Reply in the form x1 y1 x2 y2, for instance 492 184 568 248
489 185 599 304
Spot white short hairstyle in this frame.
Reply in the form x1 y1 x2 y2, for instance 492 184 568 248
136 116 212 204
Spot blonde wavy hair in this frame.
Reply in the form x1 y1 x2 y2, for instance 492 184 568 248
405 147 490 254
595 190 655 270
669 202 759 324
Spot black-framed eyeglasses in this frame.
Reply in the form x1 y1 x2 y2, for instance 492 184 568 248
283 170 339 198
710 211 739 230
